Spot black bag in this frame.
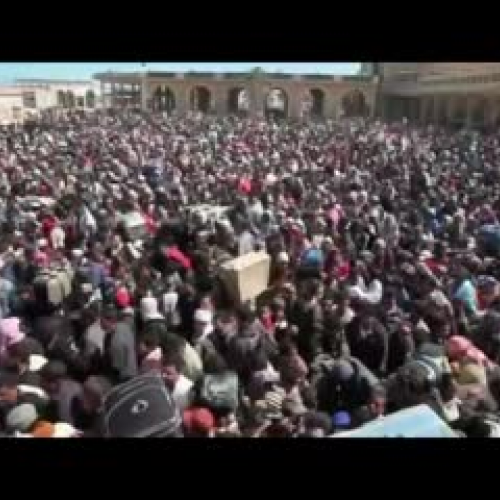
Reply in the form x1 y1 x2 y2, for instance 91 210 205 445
199 372 239 413
101 373 182 438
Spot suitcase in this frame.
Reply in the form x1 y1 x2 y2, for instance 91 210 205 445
218 251 270 304
101 373 182 438
199 372 239 414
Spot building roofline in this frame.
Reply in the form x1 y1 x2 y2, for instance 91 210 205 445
93 71 375 82
14 78 95 85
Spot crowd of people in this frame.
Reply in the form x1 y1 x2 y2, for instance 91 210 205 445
1 108 500 437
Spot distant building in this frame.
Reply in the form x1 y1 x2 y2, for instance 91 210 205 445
0 79 100 124
378 63 500 128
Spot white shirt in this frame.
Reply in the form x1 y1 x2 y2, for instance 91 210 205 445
172 375 194 413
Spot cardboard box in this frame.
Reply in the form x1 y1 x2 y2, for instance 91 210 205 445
219 251 271 304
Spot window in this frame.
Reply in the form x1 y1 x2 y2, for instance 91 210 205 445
23 92 36 109
77 97 84 107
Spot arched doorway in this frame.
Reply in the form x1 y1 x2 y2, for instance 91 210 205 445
264 88 288 120
152 86 175 113
85 90 96 109
470 97 486 130
341 89 368 117
66 91 76 109
436 98 447 125
190 86 211 113
57 90 67 108
452 98 467 129
309 88 325 117
228 87 250 115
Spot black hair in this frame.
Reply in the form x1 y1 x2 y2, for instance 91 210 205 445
161 350 184 373
238 303 256 324
204 351 228 374
40 360 67 383
140 329 160 349
303 411 332 434
7 340 31 364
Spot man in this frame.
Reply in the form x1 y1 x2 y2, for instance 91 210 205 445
101 305 138 384
161 350 194 413
39 360 82 426
0 370 49 429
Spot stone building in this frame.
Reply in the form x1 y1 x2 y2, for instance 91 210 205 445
93 71 378 119
379 63 500 128
0 79 100 124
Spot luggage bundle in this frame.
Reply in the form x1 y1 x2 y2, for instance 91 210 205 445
34 267 73 306
218 251 270 305
101 373 182 438
198 372 239 414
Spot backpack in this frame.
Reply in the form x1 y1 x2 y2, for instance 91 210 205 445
101 372 182 438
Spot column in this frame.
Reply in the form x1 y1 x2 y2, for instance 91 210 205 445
419 97 428 124
212 86 227 115
249 80 265 118
431 95 439 123
174 86 189 115
445 96 455 126
487 96 498 127
140 74 149 111
99 81 104 109
465 95 474 128
287 90 302 120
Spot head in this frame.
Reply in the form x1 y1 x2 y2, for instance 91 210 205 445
82 376 112 415
100 305 118 332
138 329 161 358
39 360 67 396
193 308 214 339
160 351 184 390
0 371 19 404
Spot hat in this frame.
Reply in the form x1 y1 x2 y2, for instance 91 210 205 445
277 251 289 264
332 410 351 429
6 403 38 433
31 421 55 438
194 308 212 324
183 408 215 435
115 287 131 309
0 317 25 351
332 359 355 382
140 297 163 321
53 422 80 438
29 354 48 372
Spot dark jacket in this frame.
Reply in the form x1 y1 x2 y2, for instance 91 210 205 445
291 300 323 364
104 320 138 383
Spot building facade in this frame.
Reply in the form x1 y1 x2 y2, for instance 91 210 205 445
94 71 378 119
378 63 500 128
0 80 101 124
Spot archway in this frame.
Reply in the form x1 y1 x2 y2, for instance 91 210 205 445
264 88 288 120
436 98 447 125
152 86 176 113
451 98 467 129
85 90 96 109
470 97 487 130
66 91 76 109
57 90 67 108
228 87 250 115
341 89 368 117
190 86 211 113
309 88 325 117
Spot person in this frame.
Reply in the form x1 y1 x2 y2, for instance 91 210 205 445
5 107 500 438
39 360 82 426
101 305 138 384
160 350 194 413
